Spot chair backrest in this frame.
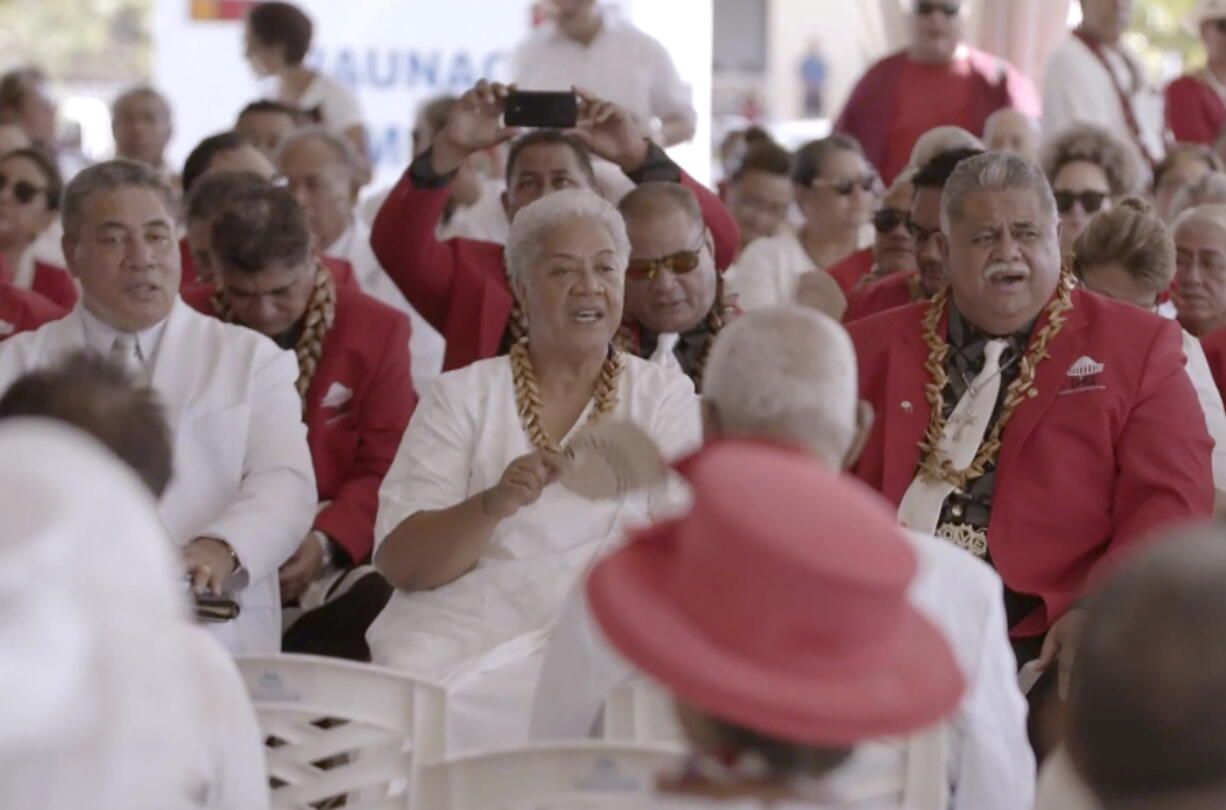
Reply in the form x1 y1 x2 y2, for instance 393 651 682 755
603 676 949 810
413 741 685 810
237 653 447 810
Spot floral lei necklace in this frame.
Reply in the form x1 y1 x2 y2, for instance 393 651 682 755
915 270 1076 491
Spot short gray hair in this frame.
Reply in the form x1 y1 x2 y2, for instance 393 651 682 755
909 126 984 172
1172 203 1226 240
62 159 175 240
275 126 361 178
941 151 1057 232
703 306 858 464
1171 172 1226 221
505 188 630 281
110 85 170 120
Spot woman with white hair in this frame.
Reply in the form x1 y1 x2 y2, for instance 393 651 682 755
0 420 269 810
367 188 701 751
1170 171 1226 221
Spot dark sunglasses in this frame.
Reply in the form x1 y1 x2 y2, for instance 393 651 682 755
0 173 47 206
1053 190 1108 214
915 1 960 17
873 207 909 234
813 174 879 196
627 239 704 281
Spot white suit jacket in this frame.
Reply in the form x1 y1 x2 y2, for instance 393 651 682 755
0 300 317 653
529 530 1034 810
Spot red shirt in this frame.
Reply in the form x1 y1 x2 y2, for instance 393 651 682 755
184 284 417 564
1165 74 1226 145
826 247 875 294
1201 326 1226 396
836 49 1039 184
0 281 66 341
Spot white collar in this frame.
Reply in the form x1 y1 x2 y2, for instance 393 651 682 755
78 299 173 364
324 218 360 258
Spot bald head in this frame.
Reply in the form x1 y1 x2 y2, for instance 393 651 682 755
1070 526 1226 809
984 108 1039 164
702 306 861 468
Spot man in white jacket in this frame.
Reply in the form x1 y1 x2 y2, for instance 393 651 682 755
1043 0 1165 167
0 159 316 654
530 307 1034 810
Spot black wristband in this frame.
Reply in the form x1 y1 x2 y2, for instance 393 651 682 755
408 147 459 189
624 140 681 185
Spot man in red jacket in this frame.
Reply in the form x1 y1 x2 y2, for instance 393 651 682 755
371 80 738 372
848 152 1213 695
184 182 415 648
835 0 1038 185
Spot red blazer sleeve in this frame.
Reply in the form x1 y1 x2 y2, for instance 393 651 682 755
680 169 739 272
370 166 492 333
32 263 78 311
1165 76 1217 144
1094 319 1214 582
313 312 418 563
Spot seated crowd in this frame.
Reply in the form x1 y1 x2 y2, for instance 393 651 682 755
8 1 1226 809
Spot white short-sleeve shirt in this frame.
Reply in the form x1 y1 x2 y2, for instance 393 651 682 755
289 73 364 132
511 11 695 134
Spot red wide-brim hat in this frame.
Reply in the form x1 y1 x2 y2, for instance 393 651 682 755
586 441 965 746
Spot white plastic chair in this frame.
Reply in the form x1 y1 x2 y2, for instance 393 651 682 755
602 676 950 810
412 740 685 810
237 653 447 810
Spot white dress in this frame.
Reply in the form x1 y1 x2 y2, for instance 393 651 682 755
324 218 446 388
367 353 701 752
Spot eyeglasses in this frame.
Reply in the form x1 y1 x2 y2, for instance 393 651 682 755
812 174 880 196
915 1 960 17
1053 190 1108 214
0 172 47 206
627 237 705 281
873 207 909 234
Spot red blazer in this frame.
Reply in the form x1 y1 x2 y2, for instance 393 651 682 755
29 261 76 310
835 48 1040 182
184 284 417 564
848 290 1214 637
0 281 66 340
1165 74 1226 145
178 237 358 293
371 163 741 372
843 271 920 323
826 247 875 294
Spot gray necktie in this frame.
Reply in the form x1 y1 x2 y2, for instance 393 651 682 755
109 334 144 381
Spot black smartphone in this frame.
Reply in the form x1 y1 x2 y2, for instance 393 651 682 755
504 90 579 129
195 593 241 623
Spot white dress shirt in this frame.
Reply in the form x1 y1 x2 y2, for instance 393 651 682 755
1181 330 1226 491
511 10 696 136
1042 34 1165 164
78 304 169 370
529 530 1034 810
325 217 446 388
367 353 701 753
0 300 317 653
280 73 364 132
